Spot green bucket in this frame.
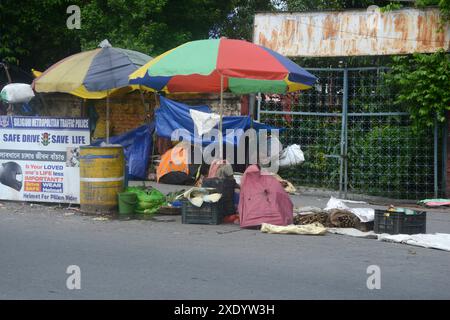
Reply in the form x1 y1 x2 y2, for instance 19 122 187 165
118 192 138 215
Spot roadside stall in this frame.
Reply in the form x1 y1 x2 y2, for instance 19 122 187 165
127 38 317 226
1 41 153 212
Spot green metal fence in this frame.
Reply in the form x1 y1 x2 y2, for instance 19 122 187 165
258 67 439 200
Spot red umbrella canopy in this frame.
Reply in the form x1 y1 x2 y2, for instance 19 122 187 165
129 38 317 94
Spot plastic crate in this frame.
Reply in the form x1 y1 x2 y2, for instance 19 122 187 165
374 209 426 235
202 177 236 216
182 200 223 225
156 206 181 215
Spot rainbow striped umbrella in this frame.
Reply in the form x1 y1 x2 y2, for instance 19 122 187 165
129 38 317 156
129 38 316 94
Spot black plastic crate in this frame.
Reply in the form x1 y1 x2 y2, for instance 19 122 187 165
374 209 426 235
202 177 236 216
182 200 223 225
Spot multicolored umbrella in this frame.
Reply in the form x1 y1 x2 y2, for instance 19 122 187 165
33 40 153 142
129 38 316 94
33 41 153 97
129 38 317 157
31 69 138 99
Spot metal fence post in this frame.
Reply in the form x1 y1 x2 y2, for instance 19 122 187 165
434 114 439 198
339 68 348 198
442 113 448 197
256 92 261 122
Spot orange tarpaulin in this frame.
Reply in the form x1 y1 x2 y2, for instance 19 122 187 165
156 144 189 182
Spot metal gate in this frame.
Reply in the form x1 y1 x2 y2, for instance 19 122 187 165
258 67 439 200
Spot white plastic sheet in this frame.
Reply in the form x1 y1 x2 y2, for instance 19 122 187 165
324 196 374 222
190 109 220 136
328 228 450 252
378 233 450 252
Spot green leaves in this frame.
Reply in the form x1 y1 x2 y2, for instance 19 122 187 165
386 50 450 131
0 0 249 72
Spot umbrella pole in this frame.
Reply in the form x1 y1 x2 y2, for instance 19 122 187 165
106 90 110 144
219 74 224 159
138 85 149 122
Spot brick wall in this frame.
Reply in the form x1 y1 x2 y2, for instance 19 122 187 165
34 91 243 140
36 93 83 117
91 92 242 139
166 92 242 116
92 92 156 139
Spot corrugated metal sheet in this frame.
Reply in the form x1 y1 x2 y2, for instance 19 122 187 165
254 7 450 57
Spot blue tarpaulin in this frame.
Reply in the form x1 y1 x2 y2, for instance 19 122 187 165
156 96 280 146
90 97 279 180
92 123 154 180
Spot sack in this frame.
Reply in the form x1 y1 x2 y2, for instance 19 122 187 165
125 186 166 214
0 83 35 104
279 144 305 167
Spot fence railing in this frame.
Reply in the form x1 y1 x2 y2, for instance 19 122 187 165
258 67 440 200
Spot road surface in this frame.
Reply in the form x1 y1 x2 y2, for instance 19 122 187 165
1 190 450 299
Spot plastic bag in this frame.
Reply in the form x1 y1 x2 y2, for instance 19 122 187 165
0 83 35 104
324 196 374 222
125 186 166 214
279 144 305 167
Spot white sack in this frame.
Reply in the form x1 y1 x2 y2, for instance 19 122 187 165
279 144 305 167
0 83 35 104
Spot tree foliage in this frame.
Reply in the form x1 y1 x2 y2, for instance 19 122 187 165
1 0 273 74
416 0 450 26
284 0 393 11
78 0 237 54
0 0 80 70
386 50 450 130
212 0 278 41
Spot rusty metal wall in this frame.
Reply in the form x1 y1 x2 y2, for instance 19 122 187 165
254 7 450 57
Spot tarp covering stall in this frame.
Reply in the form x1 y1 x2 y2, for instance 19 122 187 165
92 123 154 180
156 96 281 146
91 96 280 181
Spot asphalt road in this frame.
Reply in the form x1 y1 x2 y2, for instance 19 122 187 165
1 193 450 300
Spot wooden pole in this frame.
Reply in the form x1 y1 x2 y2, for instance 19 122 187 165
106 90 110 144
2 62 13 113
219 74 224 159
138 85 149 122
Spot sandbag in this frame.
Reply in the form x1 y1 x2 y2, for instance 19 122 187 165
0 83 35 104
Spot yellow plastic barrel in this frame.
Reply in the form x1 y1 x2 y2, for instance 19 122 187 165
79 146 125 214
